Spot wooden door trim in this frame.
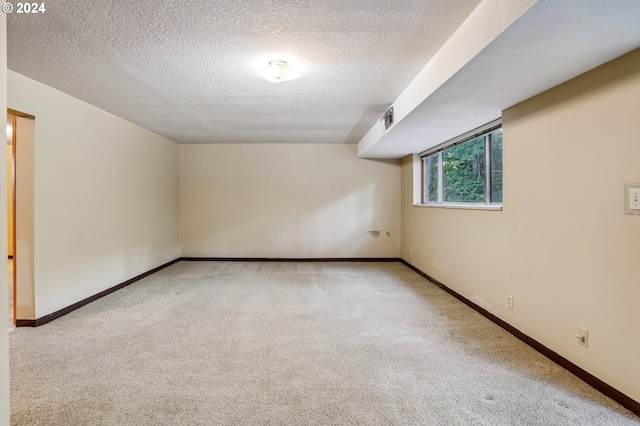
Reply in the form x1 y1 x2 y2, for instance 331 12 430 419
8 109 34 120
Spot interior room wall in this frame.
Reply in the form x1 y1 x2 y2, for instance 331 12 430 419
0 13 10 426
401 48 640 402
7 71 180 320
180 143 401 258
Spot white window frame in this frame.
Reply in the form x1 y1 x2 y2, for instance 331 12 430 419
416 119 502 210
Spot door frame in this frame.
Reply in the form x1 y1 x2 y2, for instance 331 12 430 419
8 108 35 326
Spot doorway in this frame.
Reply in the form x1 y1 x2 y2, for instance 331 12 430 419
7 109 35 328
7 112 15 328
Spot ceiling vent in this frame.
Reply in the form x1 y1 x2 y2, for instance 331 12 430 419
383 107 394 130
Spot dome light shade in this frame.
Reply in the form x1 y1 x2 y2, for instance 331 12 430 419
262 61 301 83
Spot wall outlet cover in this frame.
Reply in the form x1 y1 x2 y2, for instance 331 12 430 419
625 183 640 215
577 326 589 348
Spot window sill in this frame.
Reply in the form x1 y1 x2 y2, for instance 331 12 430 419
413 203 502 211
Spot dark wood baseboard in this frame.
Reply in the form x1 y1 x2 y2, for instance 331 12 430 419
14 319 38 327
181 257 401 262
16 258 181 327
398 259 640 418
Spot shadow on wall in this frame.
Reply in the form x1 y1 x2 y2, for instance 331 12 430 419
506 46 640 122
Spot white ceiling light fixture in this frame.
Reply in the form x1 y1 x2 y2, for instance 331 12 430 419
262 60 301 83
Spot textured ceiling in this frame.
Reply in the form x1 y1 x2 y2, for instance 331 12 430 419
7 0 482 144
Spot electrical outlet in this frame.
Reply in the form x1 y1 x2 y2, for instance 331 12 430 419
577 327 589 348
630 188 640 210
296 213 301 220
625 183 640 215
507 294 513 309
134 257 139 266
409 248 413 257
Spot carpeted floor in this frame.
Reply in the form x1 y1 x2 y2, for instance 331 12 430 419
8 261 640 425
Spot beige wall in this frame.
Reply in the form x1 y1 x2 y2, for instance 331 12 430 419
401 48 640 402
0 13 9 426
7 71 180 319
181 144 400 258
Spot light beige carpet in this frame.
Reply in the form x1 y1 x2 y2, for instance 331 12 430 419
9 261 640 425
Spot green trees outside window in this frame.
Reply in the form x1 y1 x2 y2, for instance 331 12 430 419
490 132 503 203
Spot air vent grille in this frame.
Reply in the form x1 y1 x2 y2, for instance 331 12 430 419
383 107 394 130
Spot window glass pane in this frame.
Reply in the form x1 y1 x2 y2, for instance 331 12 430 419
425 154 438 203
490 129 502 203
421 121 502 206
442 136 485 203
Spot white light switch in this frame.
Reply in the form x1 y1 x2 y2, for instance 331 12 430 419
630 188 640 210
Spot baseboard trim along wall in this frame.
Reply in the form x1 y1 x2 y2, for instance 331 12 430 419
398 259 640 418
15 258 182 327
180 257 400 262
13 256 639 417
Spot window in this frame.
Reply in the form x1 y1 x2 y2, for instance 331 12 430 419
421 120 502 206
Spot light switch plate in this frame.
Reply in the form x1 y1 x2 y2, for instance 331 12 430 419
625 184 640 215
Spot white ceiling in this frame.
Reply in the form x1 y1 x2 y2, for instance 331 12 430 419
7 0 482 144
